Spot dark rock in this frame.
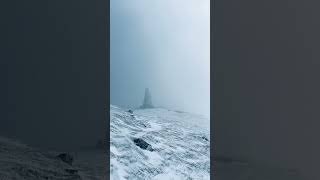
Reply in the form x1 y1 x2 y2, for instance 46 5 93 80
202 136 209 141
133 138 153 151
128 109 133 114
56 153 74 166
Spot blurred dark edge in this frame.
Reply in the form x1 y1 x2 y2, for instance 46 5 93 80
213 0 320 179
0 0 109 177
210 0 215 179
106 0 110 178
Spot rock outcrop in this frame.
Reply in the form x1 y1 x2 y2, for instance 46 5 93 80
133 138 154 152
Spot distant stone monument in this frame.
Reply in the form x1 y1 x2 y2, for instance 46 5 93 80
140 88 154 109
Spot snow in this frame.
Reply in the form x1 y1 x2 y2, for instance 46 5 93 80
110 105 210 180
153 169 185 180
110 105 305 180
0 104 303 179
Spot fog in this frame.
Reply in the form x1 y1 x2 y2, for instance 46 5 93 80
110 0 210 118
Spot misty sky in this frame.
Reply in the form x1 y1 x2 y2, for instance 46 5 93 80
110 0 210 118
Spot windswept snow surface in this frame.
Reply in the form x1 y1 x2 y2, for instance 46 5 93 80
110 105 210 180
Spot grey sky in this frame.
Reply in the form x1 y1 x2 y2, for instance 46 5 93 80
110 0 210 118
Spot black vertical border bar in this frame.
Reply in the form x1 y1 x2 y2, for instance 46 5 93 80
106 0 110 178
210 0 216 179
97 0 110 178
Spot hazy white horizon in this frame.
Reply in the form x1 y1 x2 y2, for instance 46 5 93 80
111 0 210 118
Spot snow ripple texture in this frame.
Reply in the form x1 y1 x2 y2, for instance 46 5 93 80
110 105 210 180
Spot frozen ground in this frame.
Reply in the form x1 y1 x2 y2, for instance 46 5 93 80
110 105 210 180
110 105 305 180
0 137 106 180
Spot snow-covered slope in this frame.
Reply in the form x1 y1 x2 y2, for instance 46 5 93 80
110 105 210 180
